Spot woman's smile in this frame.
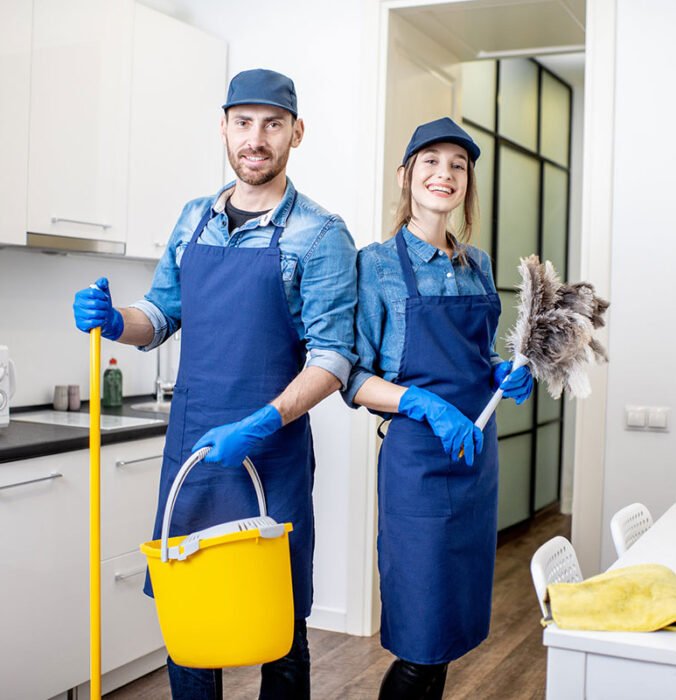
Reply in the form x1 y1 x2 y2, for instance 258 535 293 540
426 182 455 197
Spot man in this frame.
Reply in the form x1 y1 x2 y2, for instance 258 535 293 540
73 69 357 699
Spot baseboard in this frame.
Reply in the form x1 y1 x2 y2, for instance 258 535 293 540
307 605 348 633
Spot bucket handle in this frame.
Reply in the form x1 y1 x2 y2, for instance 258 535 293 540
160 448 268 563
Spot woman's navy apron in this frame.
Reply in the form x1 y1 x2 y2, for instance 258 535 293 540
144 198 315 620
377 228 501 664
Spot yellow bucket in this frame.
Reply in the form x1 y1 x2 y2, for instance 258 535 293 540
140 448 294 668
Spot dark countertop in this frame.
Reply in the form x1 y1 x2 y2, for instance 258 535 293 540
0 396 169 465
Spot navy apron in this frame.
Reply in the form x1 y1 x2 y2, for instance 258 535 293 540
377 228 501 664
145 198 315 620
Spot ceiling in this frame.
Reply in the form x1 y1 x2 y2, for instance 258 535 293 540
395 0 586 62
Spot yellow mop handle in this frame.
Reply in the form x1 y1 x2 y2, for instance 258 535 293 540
89 327 102 700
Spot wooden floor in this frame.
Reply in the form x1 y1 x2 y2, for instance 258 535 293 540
107 511 570 699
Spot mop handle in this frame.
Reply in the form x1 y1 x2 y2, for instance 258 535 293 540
474 355 529 430
89 326 102 700
160 451 268 563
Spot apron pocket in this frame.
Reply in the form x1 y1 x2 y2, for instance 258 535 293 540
164 385 189 462
380 425 453 517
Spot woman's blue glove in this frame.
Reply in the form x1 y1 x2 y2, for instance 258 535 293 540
73 277 124 341
398 386 483 466
492 361 533 405
193 404 283 466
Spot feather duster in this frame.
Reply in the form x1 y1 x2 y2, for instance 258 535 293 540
474 255 609 431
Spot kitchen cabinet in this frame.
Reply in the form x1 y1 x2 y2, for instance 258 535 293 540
0 0 31 245
126 4 227 260
27 0 134 248
0 450 89 700
6 1 226 257
0 436 166 699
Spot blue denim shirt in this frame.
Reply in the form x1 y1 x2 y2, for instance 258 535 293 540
343 226 502 406
130 179 358 387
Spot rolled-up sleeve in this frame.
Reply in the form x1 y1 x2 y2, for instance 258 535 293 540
342 247 385 408
301 216 358 387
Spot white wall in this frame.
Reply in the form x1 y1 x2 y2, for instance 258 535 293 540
0 248 159 407
598 0 676 568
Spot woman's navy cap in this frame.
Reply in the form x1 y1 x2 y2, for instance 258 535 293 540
222 68 298 118
402 117 480 165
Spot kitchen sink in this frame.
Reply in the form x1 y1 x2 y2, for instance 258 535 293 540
13 410 164 431
130 400 172 414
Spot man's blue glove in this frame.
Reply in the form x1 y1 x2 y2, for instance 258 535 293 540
398 386 483 466
73 277 124 341
192 404 283 466
492 361 533 405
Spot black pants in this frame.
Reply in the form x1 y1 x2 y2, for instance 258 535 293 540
167 620 310 700
378 658 449 700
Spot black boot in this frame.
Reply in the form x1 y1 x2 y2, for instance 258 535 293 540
259 619 311 699
378 658 449 700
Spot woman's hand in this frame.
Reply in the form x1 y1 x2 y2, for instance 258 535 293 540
398 386 483 466
492 362 533 405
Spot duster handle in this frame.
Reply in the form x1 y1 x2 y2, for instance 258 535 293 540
475 355 529 431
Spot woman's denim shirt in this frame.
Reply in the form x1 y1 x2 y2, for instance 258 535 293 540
343 226 502 406
130 178 358 387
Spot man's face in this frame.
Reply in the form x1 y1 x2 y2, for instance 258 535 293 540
221 105 304 186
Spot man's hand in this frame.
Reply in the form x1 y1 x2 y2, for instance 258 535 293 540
73 277 124 340
193 404 282 465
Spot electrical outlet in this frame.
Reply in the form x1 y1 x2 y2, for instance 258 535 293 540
625 405 671 431
625 406 646 429
647 407 670 431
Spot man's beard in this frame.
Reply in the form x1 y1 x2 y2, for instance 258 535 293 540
227 143 291 186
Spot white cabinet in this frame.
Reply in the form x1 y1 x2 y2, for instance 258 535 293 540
101 548 165 674
26 0 134 247
125 4 227 260
0 451 89 700
0 0 31 245
5 1 226 257
0 435 166 700
101 439 163 560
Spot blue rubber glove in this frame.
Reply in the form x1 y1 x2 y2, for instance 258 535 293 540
73 277 124 341
492 361 533 405
192 404 283 466
398 386 483 466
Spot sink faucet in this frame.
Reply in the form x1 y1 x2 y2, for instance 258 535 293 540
155 347 174 403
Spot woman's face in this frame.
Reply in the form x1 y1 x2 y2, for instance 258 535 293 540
405 142 469 217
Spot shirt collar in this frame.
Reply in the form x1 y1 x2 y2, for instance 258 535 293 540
402 225 440 263
211 178 296 228
402 225 463 262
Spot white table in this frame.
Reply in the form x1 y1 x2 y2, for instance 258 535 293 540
543 503 676 700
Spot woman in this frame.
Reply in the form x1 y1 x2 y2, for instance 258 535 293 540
344 118 533 699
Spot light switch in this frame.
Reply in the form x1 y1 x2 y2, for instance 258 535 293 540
647 407 670 431
625 406 646 429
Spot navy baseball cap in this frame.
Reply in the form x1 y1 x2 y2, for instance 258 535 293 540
402 117 480 165
222 68 298 118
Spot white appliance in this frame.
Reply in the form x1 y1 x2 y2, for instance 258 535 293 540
0 346 17 428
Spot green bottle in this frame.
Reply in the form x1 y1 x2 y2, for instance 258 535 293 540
102 357 123 408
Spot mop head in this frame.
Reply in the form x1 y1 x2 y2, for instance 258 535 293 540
506 255 609 399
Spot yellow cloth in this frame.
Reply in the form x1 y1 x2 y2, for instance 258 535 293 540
547 564 676 632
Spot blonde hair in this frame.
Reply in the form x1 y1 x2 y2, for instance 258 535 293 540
390 151 479 263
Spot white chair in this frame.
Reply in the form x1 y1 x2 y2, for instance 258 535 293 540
530 536 583 619
610 502 653 557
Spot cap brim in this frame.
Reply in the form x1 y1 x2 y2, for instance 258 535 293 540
222 98 298 119
403 136 480 165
